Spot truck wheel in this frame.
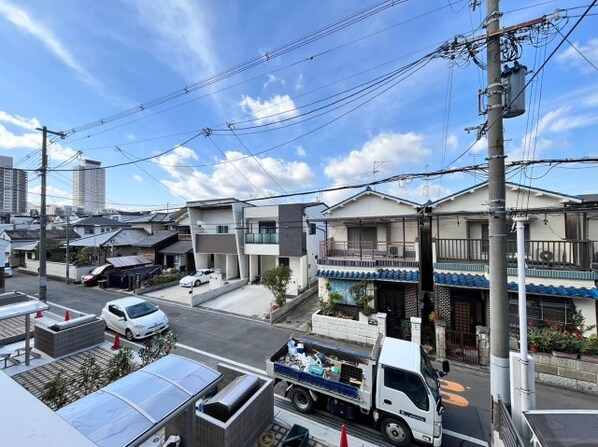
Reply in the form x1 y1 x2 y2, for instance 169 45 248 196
290 387 314 413
380 417 411 447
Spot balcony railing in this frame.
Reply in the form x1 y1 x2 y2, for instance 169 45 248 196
435 238 597 271
245 233 279 244
319 240 417 261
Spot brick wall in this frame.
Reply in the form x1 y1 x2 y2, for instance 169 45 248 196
312 311 386 345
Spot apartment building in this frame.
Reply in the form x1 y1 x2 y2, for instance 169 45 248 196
73 159 106 213
0 156 28 214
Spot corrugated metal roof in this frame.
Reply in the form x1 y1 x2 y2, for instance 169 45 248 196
106 255 152 268
123 213 174 224
159 240 192 255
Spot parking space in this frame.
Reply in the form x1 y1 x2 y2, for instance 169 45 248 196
144 282 210 305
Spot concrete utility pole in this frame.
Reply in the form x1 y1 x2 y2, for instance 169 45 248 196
36 126 66 302
485 0 510 424
65 213 70 284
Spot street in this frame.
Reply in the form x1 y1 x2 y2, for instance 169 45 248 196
6 272 596 447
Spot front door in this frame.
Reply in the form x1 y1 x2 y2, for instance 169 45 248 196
377 282 405 339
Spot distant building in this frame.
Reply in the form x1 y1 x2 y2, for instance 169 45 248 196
0 156 28 214
73 159 106 213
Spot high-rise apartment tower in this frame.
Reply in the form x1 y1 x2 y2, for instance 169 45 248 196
73 159 106 213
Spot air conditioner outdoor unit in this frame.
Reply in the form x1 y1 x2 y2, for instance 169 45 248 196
389 245 404 258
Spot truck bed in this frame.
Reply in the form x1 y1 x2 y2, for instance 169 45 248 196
266 337 375 404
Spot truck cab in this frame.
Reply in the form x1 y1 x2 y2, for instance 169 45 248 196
374 338 445 446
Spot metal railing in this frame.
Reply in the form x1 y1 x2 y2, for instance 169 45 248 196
319 240 417 261
245 232 279 244
497 397 526 447
436 238 596 270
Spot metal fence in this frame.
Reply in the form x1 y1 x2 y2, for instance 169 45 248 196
497 397 526 447
446 330 479 364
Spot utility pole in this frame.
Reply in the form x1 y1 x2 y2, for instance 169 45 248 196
65 213 70 284
36 126 66 302
485 0 510 427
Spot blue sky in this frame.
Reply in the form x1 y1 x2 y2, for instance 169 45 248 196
1 0 597 211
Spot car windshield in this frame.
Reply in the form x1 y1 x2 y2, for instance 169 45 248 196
91 265 109 275
125 302 158 319
420 347 441 403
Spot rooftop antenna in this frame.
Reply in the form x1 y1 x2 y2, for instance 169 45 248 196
470 152 480 184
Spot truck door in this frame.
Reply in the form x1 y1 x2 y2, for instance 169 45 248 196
379 365 433 438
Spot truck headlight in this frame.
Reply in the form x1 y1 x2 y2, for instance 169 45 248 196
434 420 442 438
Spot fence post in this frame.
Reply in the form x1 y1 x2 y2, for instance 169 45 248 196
434 320 447 359
410 317 422 345
476 325 490 366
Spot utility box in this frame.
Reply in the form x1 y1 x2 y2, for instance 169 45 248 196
502 62 527 118
209 271 223 290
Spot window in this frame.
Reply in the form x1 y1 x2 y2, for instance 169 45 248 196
279 257 289 267
84 227 94 235
509 294 574 329
216 225 229 234
259 221 276 234
384 366 429 411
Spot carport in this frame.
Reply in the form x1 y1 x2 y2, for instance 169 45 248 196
58 354 222 446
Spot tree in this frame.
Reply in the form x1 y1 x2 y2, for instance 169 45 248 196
104 347 136 383
41 370 71 410
73 246 94 266
349 281 375 316
262 264 292 307
76 355 104 394
138 331 179 367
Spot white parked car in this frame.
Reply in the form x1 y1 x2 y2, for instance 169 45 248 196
100 297 169 341
179 269 214 287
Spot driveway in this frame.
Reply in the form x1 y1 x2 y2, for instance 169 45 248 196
143 282 274 319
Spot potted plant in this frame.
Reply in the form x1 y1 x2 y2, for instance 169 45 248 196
527 328 545 353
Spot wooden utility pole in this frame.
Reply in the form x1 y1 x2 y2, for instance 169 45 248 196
36 126 66 302
484 0 510 426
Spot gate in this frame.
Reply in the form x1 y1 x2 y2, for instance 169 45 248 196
446 330 479 364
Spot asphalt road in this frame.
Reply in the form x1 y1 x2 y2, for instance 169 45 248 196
6 272 596 447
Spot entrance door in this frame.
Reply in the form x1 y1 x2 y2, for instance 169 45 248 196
377 283 405 339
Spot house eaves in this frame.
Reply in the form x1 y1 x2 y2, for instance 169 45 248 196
323 187 420 215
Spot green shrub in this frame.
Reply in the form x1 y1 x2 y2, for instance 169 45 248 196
581 335 598 356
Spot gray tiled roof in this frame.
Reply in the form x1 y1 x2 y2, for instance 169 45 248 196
74 216 131 227
2 228 81 241
123 213 174 224
159 240 192 255
134 231 178 247
69 228 149 247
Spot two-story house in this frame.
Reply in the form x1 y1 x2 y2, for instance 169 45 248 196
316 187 422 338
187 198 253 281
432 182 598 343
243 202 326 294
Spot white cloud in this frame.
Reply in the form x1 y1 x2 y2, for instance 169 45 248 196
324 132 432 184
154 147 315 200
126 133 136 141
0 2 100 89
0 124 39 150
557 38 598 73
0 110 40 130
29 184 71 207
133 174 143 183
239 94 298 125
469 136 487 155
388 182 452 203
135 0 217 81
263 74 285 89
446 133 459 151
295 146 306 157
585 93 598 107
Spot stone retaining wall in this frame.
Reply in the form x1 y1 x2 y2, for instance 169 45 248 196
531 352 598 394
311 311 386 345
271 284 317 324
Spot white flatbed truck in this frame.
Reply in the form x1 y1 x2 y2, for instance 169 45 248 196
266 335 449 446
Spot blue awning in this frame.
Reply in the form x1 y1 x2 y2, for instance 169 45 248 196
58 355 222 447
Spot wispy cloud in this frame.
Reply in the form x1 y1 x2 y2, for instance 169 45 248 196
264 74 285 89
295 146 306 157
239 94 299 125
0 110 40 130
557 38 598 73
134 0 218 81
133 174 143 183
0 2 101 89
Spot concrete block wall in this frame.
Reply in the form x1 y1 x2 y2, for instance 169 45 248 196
271 285 317 324
435 321 447 359
195 364 274 447
531 353 598 394
191 279 248 306
34 319 105 358
312 311 386 345
476 326 490 367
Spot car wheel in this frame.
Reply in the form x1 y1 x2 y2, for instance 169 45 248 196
125 329 134 341
380 417 411 447
194 280 201 287
290 387 313 413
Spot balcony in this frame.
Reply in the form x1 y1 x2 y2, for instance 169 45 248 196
318 240 418 268
435 239 598 271
245 233 279 244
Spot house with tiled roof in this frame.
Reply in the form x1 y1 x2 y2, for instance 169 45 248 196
123 212 175 235
68 228 150 264
71 216 130 238
0 228 81 267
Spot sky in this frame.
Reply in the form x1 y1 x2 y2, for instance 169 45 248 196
1 0 597 212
